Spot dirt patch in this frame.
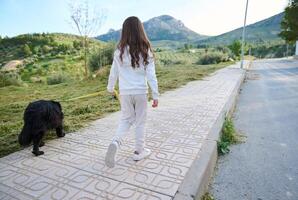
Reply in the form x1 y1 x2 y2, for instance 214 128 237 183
1 60 24 72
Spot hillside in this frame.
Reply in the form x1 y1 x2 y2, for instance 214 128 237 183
96 15 208 43
198 12 284 46
0 33 103 66
0 33 113 87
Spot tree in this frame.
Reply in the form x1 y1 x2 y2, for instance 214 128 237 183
88 43 114 72
69 0 106 77
21 44 32 57
279 0 298 43
57 44 71 53
184 43 189 50
228 40 242 57
73 40 83 50
41 45 51 54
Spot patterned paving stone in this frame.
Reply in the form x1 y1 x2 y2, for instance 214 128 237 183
0 65 244 199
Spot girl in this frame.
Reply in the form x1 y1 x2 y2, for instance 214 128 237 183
105 16 159 168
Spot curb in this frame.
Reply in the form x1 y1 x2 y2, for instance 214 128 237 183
173 65 247 200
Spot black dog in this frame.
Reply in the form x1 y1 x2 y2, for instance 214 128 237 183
18 100 65 156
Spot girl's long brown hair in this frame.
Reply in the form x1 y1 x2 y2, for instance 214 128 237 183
118 16 152 68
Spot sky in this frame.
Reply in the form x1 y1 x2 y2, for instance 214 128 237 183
0 0 289 38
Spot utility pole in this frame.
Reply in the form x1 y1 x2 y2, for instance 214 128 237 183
240 0 249 69
295 40 298 58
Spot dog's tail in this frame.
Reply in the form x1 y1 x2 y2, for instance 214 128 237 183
18 125 32 146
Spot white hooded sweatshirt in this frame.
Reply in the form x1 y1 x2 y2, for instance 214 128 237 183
107 47 159 100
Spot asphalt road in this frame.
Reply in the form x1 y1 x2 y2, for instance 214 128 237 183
209 58 298 200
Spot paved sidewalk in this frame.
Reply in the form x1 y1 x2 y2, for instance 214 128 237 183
0 64 245 200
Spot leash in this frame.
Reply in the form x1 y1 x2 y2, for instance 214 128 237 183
62 89 120 102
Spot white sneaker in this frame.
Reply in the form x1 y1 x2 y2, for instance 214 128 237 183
133 148 151 161
105 141 118 168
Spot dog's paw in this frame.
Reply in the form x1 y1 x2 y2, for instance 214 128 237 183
39 141 45 147
57 132 65 138
32 151 44 156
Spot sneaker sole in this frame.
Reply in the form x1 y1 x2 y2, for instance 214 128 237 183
105 143 117 168
133 150 151 161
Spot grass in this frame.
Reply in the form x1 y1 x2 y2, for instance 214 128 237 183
198 119 242 200
0 53 232 157
217 117 239 155
200 193 214 200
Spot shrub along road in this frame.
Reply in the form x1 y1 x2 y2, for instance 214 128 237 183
210 58 298 199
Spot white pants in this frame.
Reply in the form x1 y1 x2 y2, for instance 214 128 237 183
113 94 147 152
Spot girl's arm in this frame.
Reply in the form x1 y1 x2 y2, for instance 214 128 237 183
107 52 120 93
146 54 159 100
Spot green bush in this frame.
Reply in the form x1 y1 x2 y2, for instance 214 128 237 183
20 69 32 81
228 40 242 57
56 44 72 54
89 44 114 72
216 46 231 54
32 46 39 54
46 73 69 85
41 63 49 69
0 72 23 87
221 118 237 144
73 40 83 50
217 117 238 155
18 44 32 57
201 192 215 200
34 68 46 76
218 140 230 154
41 45 52 54
89 50 102 72
197 52 228 65
154 48 163 52
159 58 174 65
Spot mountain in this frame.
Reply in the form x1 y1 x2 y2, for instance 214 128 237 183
198 12 284 46
96 15 208 42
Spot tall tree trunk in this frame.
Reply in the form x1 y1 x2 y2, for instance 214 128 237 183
84 36 88 77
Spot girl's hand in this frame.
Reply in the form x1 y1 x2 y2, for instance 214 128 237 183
108 91 117 100
152 99 158 108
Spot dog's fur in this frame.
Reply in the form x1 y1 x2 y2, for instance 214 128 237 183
18 100 65 156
